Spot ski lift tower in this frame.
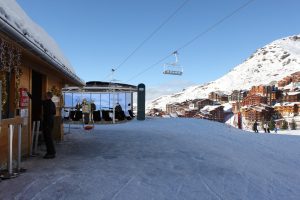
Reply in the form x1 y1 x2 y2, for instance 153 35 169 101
109 68 117 124
163 51 183 76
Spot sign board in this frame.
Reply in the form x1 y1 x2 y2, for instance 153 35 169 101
19 88 29 108
20 108 28 125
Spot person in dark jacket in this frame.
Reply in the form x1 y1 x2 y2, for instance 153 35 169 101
253 121 258 133
27 91 56 159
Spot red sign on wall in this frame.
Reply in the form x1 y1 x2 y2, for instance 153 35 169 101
19 88 29 108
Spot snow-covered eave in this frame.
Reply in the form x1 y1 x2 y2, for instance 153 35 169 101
0 16 85 86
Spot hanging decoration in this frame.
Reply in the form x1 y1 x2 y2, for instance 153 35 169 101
0 37 22 115
50 85 62 97
50 85 62 107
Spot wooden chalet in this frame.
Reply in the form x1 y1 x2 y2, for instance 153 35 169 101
208 91 228 103
278 71 300 87
183 110 198 118
242 94 267 106
274 102 299 117
228 90 248 102
188 98 214 110
148 108 163 116
166 102 182 114
241 104 273 122
248 85 272 96
283 91 300 102
248 85 281 105
0 4 84 167
199 105 224 122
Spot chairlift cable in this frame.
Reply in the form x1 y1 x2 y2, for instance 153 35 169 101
126 54 173 82
103 0 190 81
176 0 256 52
126 0 256 82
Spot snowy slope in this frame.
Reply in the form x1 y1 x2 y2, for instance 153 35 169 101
148 35 300 111
0 0 75 73
1 118 300 199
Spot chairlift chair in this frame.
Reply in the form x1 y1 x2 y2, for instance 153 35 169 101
163 51 183 76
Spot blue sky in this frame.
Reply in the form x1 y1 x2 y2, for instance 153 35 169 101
17 0 300 100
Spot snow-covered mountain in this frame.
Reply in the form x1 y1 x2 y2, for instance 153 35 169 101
147 34 300 111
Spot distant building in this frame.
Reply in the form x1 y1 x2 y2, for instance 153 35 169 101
199 105 224 122
183 110 198 118
228 90 248 102
208 91 228 103
166 102 182 114
248 85 281 105
188 98 214 110
283 91 300 102
241 104 273 122
274 102 299 117
148 108 164 116
278 71 300 87
242 94 268 106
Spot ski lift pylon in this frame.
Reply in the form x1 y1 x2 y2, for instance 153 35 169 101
163 51 183 75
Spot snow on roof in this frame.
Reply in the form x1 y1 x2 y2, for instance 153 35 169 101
274 102 298 107
0 0 83 84
281 82 295 90
222 103 232 113
287 91 300 96
242 104 271 112
201 105 223 112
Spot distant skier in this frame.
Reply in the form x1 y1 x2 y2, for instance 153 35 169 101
275 124 280 133
263 123 269 133
253 121 258 133
267 123 270 133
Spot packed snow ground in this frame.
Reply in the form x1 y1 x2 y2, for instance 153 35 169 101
1 118 300 200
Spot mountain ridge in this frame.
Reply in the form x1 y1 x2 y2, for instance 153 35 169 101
147 34 300 111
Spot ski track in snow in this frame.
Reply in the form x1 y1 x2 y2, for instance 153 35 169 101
30 175 70 200
111 175 137 200
199 175 223 200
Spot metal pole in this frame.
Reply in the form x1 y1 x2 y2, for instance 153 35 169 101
113 88 115 124
8 124 14 175
34 121 40 154
17 124 22 171
31 121 36 155
0 81 2 121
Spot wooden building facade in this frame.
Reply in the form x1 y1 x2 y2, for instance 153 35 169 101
208 91 228 103
283 92 300 102
0 15 84 167
274 103 299 117
242 94 268 106
241 105 273 122
200 105 224 122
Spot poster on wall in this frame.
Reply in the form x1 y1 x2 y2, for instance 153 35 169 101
20 108 28 125
19 88 29 108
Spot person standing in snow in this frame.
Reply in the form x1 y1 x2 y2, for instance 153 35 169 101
263 123 268 133
27 91 56 159
267 123 270 133
274 124 279 133
253 121 258 133
127 103 134 118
